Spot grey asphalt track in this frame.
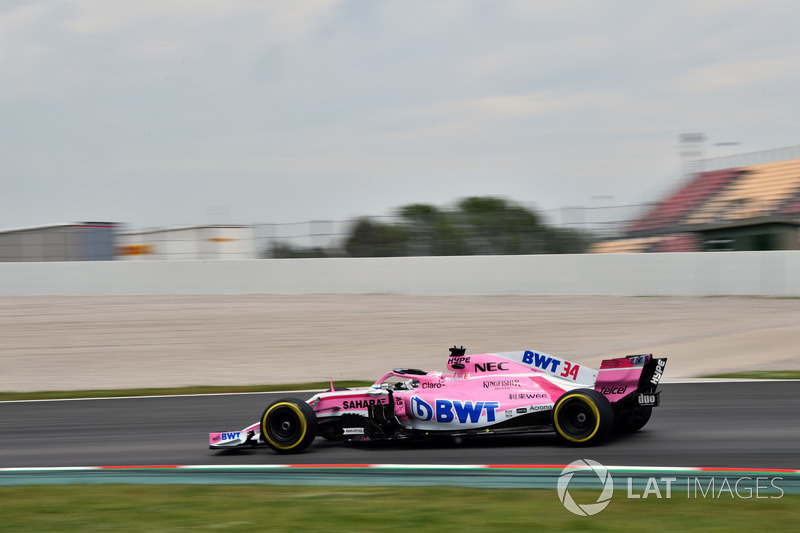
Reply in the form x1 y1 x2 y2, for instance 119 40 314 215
1 383 798 470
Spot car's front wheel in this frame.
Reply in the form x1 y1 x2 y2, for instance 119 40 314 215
553 389 614 446
261 398 318 453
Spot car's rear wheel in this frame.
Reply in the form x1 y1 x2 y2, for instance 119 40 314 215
553 389 614 446
613 406 652 433
261 398 317 453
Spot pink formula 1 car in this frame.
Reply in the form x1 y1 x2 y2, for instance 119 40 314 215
209 347 667 453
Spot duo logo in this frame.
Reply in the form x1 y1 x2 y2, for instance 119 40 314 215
410 397 500 423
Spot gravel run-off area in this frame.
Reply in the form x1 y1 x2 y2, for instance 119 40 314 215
2 295 799 392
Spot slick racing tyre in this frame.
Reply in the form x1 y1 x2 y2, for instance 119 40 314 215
261 398 318 454
553 389 614 446
613 406 653 433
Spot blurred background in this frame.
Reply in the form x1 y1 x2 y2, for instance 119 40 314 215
3 1 800 388
3 141 800 261
4 2 800 260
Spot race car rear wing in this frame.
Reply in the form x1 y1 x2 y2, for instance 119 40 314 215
595 354 667 407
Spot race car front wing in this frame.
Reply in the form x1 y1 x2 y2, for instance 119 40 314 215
209 422 260 449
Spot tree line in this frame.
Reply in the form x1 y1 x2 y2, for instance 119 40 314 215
267 196 591 258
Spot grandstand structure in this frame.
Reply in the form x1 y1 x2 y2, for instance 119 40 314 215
590 146 800 253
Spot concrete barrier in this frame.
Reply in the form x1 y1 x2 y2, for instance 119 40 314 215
1 251 798 297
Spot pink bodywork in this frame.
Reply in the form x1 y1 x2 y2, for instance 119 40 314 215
210 350 658 448
595 356 651 403
306 353 651 431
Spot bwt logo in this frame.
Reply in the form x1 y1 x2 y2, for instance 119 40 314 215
410 397 499 423
522 350 562 373
411 397 434 420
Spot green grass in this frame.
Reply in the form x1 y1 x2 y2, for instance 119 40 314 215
0 485 796 532
702 371 800 380
0 381 373 402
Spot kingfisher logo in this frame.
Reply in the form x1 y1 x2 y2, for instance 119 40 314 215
410 397 499 423
557 459 614 516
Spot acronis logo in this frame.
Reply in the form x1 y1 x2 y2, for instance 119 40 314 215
410 397 500 423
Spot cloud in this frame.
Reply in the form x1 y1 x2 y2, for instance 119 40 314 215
0 0 341 101
2 1 800 229
676 55 800 93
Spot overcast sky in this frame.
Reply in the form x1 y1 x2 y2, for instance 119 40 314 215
2 1 799 231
